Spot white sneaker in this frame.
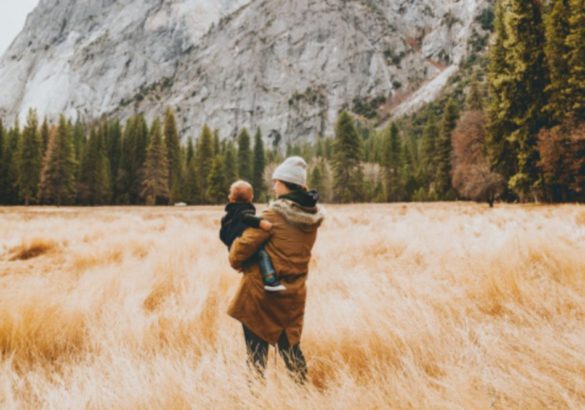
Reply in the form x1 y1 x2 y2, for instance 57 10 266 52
264 283 286 292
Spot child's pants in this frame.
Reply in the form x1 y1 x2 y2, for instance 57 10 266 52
257 247 276 280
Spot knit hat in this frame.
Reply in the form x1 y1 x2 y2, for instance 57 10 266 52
272 156 308 187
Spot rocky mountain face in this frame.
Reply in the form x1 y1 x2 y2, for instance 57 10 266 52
0 0 492 143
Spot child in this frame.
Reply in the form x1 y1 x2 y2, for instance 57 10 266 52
220 180 286 292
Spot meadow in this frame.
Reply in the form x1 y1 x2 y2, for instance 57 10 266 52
0 203 584 409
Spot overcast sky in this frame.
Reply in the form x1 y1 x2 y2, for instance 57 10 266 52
0 0 39 56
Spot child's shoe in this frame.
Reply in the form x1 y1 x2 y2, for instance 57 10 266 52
258 248 286 292
263 273 286 292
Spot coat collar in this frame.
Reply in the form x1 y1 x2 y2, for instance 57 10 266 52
277 190 319 207
270 198 325 227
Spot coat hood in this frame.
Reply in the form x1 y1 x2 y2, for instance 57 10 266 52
269 198 325 229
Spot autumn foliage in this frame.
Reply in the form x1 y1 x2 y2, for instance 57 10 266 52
537 121 585 202
451 111 505 206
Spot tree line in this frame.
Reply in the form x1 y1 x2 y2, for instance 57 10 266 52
0 0 582 206
0 109 272 206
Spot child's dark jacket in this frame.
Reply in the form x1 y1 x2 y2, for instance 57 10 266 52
220 202 262 248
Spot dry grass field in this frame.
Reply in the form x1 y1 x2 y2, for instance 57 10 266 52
0 203 584 409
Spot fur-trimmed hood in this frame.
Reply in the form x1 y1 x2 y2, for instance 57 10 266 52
269 198 325 229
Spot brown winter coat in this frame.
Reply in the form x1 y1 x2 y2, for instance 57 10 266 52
227 198 325 346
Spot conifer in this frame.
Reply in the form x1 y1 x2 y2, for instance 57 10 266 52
17 109 42 205
332 111 364 203
384 123 402 202
38 115 78 205
197 124 214 202
566 0 585 119
141 119 170 205
252 128 266 200
77 125 112 205
237 128 252 182
435 99 458 198
164 108 182 202
207 155 227 203
544 0 572 122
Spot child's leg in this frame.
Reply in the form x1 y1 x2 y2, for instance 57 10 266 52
258 247 277 284
258 248 285 291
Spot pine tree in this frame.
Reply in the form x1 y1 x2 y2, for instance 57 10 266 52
207 155 227 203
487 0 549 201
509 0 549 200
164 108 182 203
213 130 221 156
566 0 585 119
316 138 325 158
332 111 364 203
0 119 3 160
72 120 85 161
17 108 42 205
486 0 518 192
106 119 122 203
435 99 459 198
309 162 323 191
309 159 330 201
420 114 438 193
364 134 375 163
2 120 21 204
237 128 252 182
252 128 266 200
183 152 200 205
467 71 484 111
186 137 195 165
116 117 133 204
141 119 170 205
224 141 238 189
117 115 149 204
401 139 418 201
384 123 402 202
320 159 333 202
197 124 214 203
40 117 50 157
0 119 6 204
324 138 334 160
544 0 572 122
77 125 111 205
38 115 78 205
133 114 149 203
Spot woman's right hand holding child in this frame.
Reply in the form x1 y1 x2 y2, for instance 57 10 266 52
259 220 273 231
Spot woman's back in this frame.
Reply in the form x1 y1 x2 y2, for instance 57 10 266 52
262 200 323 278
227 196 324 346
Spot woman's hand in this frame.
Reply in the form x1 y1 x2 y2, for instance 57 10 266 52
259 220 273 231
229 222 272 271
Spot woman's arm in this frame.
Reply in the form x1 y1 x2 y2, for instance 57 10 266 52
228 226 271 271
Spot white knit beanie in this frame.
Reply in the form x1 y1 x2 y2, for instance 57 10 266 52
272 156 308 187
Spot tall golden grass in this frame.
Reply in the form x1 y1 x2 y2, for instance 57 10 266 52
0 203 584 408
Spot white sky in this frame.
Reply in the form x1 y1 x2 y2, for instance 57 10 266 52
0 0 40 57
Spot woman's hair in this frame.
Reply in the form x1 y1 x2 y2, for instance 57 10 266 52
281 180 307 192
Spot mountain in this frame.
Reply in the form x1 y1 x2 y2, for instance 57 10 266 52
0 0 492 142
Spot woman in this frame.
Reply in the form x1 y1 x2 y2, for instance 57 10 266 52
227 156 325 383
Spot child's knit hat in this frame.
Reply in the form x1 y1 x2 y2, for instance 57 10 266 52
272 156 308 187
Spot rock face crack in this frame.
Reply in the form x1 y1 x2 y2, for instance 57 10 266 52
0 0 488 142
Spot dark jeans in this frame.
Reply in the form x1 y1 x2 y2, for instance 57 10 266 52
243 325 308 384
